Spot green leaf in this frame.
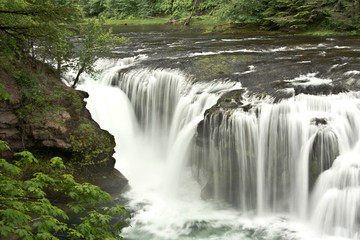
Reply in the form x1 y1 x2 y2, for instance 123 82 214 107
50 157 66 169
14 151 38 167
0 159 21 176
0 83 11 101
0 140 10 151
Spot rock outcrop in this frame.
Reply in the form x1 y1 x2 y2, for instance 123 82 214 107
0 64 128 194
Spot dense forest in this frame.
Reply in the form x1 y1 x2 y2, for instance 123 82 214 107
80 0 360 31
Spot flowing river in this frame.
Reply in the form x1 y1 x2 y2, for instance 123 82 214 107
75 25 360 240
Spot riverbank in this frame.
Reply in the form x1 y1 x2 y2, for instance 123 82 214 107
104 16 359 36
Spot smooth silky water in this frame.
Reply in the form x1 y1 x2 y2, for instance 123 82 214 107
74 28 360 240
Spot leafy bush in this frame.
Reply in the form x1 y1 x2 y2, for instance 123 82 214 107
0 140 130 240
104 0 154 18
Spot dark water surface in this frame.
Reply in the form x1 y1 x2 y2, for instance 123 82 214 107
111 24 360 92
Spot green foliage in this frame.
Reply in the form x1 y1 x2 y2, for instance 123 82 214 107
71 18 128 87
104 0 154 18
261 0 320 30
70 123 115 166
0 1 127 84
77 0 360 32
0 0 81 60
0 143 130 240
81 0 107 17
14 70 41 100
0 83 11 101
211 0 264 23
320 0 360 30
16 82 66 124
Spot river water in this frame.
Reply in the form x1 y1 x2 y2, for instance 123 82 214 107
76 25 360 240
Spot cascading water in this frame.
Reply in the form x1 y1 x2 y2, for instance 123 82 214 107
77 56 360 239
192 92 360 239
191 109 258 212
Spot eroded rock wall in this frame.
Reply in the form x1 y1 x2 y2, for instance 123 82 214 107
0 65 128 194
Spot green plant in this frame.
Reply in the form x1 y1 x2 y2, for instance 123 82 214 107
0 83 11 101
0 140 130 240
70 123 115 166
16 84 66 124
15 70 41 100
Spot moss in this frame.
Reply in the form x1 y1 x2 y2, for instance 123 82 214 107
15 69 41 100
16 76 68 124
194 54 252 81
70 123 115 167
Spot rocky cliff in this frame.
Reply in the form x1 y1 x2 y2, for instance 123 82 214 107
0 61 128 195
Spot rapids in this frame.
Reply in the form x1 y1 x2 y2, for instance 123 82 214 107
74 27 360 240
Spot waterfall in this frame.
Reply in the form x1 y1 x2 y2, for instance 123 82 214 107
78 60 241 199
310 147 360 239
193 92 360 238
78 58 360 239
191 109 258 212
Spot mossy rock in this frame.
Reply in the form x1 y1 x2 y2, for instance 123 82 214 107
70 123 115 169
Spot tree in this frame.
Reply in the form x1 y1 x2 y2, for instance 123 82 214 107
80 0 107 17
211 0 265 23
0 0 81 57
261 0 320 30
0 140 130 240
321 0 360 30
70 19 127 88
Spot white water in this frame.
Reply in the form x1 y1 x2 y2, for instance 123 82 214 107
77 58 360 240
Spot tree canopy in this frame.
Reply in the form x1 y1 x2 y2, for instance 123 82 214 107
77 0 360 31
0 0 126 87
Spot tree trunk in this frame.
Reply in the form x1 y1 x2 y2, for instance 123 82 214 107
72 67 84 88
184 0 198 26
56 59 62 78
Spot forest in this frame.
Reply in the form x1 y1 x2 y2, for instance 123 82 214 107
80 0 360 31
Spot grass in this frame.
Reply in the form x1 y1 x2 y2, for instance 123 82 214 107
300 29 352 36
104 17 169 25
299 23 359 36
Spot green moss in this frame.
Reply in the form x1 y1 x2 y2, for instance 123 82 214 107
15 69 41 100
70 123 115 166
16 88 66 124
194 54 252 81
68 90 84 115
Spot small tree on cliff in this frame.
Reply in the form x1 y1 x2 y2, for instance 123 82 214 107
71 19 127 88
0 141 130 240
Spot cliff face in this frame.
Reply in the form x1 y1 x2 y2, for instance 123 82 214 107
0 62 128 194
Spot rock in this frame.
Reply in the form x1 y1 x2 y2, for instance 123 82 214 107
0 112 18 127
311 117 327 125
0 64 128 192
308 127 339 190
93 169 129 196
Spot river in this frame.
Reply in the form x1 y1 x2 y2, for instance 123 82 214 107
75 25 360 240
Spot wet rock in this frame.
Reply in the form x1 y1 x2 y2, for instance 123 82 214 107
268 80 348 99
308 127 339 190
311 117 327 126
293 83 348 96
93 169 129 196
203 89 252 117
